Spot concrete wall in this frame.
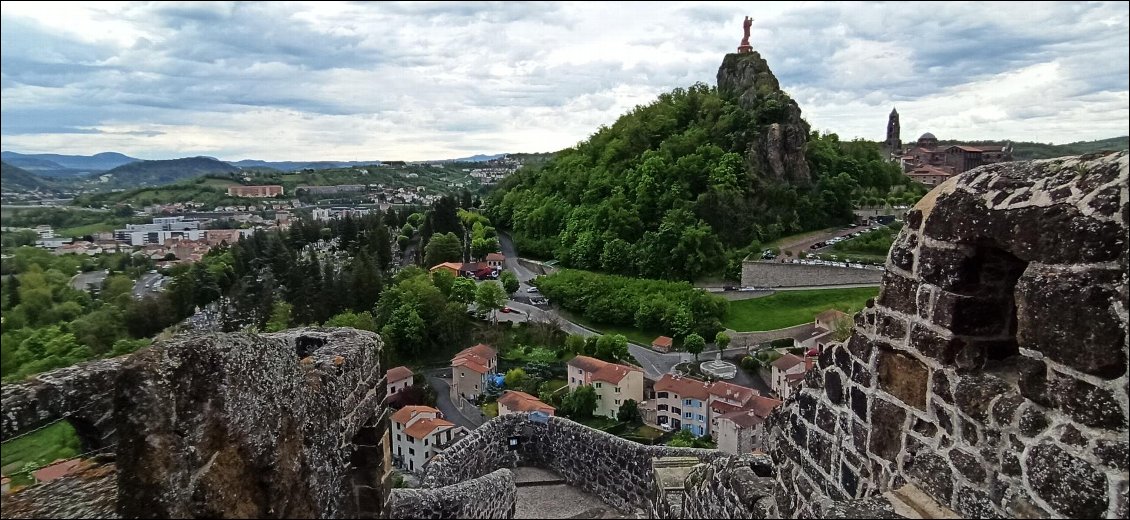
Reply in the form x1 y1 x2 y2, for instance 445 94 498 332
422 413 729 514
741 261 883 288
765 153 1129 519
387 469 516 519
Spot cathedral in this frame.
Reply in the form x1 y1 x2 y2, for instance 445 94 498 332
883 108 1013 186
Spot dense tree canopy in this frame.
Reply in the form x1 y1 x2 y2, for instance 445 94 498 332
485 82 914 280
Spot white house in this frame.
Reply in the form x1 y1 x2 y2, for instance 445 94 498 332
386 366 414 397
390 406 466 473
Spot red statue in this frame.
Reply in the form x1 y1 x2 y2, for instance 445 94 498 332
737 16 754 53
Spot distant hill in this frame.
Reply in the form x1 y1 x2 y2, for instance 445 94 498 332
230 159 382 171
94 157 240 188
447 154 506 162
1 161 54 192
0 151 140 175
936 136 1129 161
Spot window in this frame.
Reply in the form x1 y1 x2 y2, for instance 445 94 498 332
390 387 397 394
615 387 620 393
657 392 668 399
615 399 620 405
570 377 575 383
697 415 704 422
474 384 478 390
409 448 415 456
658 404 668 411
684 412 693 419
596 394 601 400
460 372 465 378
398 446 402 456
396 434 401 441
595 382 602 388
424 439 429 446
684 399 692 406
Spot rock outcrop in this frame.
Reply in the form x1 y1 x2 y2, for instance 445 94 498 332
114 328 388 519
765 152 1128 518
0 459 118 519
717 51 812 186
1 357 124 451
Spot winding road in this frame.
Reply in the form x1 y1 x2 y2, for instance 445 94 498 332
498 233 750 380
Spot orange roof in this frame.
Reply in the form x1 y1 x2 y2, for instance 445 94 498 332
386 366 414 383
771 353 806 371
390 405 439 425
452 343 496 374
403 417 456 439
708 381 757 405
32 458 82 483
567 356 639 384
498 390 555 414
652 336 673 348
485 252 505 261
654 374 710 400
429 262 463 272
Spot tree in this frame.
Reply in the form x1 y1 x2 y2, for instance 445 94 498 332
499 270 519 294
450 277 477 304
432 269 456 297
564 334 586 355
324 310 378 332
423 232 463 267
504 368 529 389
562 385 597 419
715 331 731 356
684 333 705 360
832 315 853 342
265 301 293 332
595 334 629 362
617 399 641 423
475 281 507 322
400 223 415 237
381 305 427 360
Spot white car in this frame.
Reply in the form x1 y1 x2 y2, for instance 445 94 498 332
526 287 539 293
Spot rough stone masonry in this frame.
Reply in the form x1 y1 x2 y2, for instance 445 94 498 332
764 151 1129 518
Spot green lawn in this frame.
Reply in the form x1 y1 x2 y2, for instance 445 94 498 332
722 287 879 331
481 402 499 418
55 222 117 237
633 425 666 442
556 309 663 347
0 422 82 487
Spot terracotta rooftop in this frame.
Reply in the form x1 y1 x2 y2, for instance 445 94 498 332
31 458 82 483
652 336 673 348
386 366 413 383
708 380 757 405
404 417 456 439
568 355 640 384
771 353 806 371
654 374 710 400
390 405 440 425
485 252 505 261
719 408 771 429
429 262 463 272
498 390 555 414
452 343 496 374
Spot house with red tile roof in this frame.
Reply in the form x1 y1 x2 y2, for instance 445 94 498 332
386 366 414 398
484 252 505 269
450 343 497 403
715 394 783 455
651 336 674 353
770 353 814 400
497 390 555 416
390 405 466 474
652 374 783 445
566 355 645 419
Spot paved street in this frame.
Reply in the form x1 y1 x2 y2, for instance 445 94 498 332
425 369 485 430
132 272 167 299
70 270 109 292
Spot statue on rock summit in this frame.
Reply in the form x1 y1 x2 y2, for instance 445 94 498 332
738 16 754 53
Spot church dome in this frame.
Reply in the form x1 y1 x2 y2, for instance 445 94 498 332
919 132 936 140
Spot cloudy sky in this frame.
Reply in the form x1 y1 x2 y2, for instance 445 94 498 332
1 1 1127 161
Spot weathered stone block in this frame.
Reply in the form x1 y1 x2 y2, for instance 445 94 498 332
990 394 1024 427
845 334 872 362
1016 267 1127 379
1094 440 1129 471
877 349 929 410
1026 443 1109 518
905 452 954 504
948 448 986 484
1017 406 1049 438
1050 373 1128 430
932 291 1013 337
876 272 919 315
953 373 1010 423
909 324 960 364
850 387 868 421
825 370 844 405
954 486 1003 519
917 245 981 294
868 399 906 462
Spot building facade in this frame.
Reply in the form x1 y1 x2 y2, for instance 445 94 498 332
227 185 284 197
389 406 465 473
566 355 645 419
450 344 497 403
386 366 414 397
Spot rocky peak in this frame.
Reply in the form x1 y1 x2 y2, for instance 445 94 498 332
717 51 812 186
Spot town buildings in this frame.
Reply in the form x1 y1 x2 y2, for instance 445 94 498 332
566 356 645 419
227 185 284 197
883 109 1013 184
770 353 813 401
386 366 414 397
450 344 497 403
652 374 783 454
389 406 466 473
497 390 555 416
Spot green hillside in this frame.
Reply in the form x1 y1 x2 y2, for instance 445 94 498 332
486 57 922 282
93 156 240 188
1 161 54 192
937 136 1128 160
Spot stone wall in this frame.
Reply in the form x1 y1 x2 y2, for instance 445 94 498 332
114 327 389 519
764 153 1129 518
422 413 729 514
679 457 778 519
1 357 124 451
386 469 516 519
517 258 557 276
740 261 883 288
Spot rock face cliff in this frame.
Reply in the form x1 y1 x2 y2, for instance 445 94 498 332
717 52 812 186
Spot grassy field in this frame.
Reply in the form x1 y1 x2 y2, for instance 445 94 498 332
0 422 82 487
55 222 118 237
723 287 879 332
556 309 663 347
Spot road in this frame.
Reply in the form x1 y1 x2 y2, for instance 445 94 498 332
70 270 109 292
424 369 485 430
132 272 167 299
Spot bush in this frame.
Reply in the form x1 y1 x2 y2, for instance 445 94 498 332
770 337 794 349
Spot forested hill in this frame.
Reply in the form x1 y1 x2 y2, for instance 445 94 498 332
1 161 53 191
485 51 917 281
93 157 241 188
937 136 1129 160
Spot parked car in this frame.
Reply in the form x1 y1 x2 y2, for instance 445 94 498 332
500 307 513 313
526 287 539 293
